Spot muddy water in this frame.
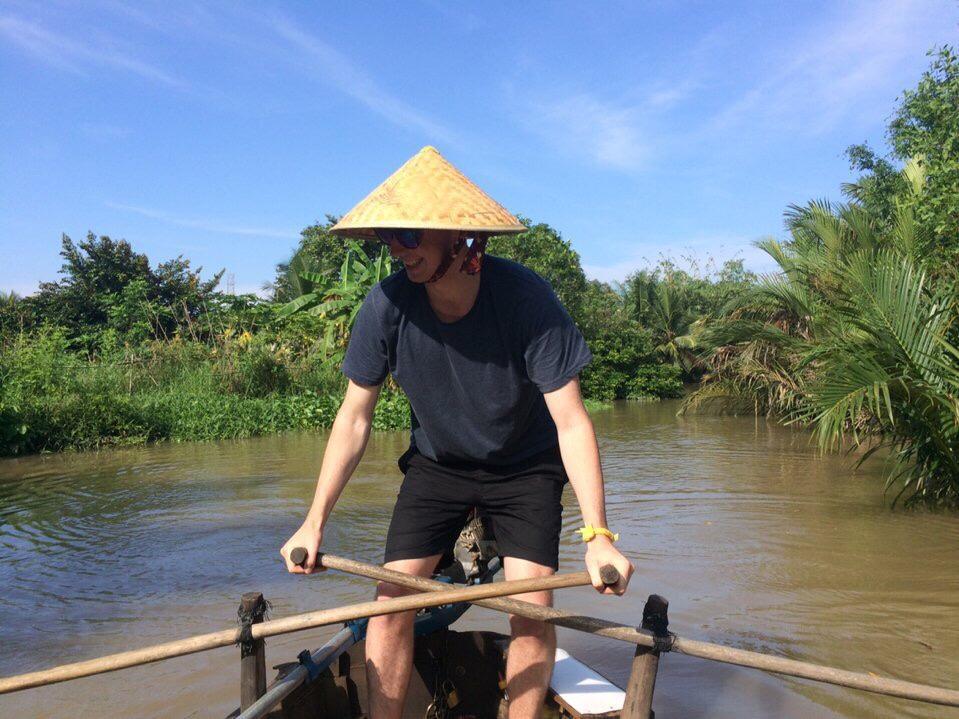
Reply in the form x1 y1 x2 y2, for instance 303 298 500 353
1 401 957 718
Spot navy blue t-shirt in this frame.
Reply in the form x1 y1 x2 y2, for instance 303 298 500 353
341 256 592 465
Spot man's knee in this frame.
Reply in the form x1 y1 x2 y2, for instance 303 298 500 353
375 579 414 601
370 582 418 631
509 614 554 640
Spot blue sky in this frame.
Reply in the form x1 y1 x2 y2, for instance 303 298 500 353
2 1 957 295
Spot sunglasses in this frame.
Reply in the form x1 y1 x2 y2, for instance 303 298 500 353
373 228 422 249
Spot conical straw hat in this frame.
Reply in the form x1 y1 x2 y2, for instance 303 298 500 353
330 146 526 238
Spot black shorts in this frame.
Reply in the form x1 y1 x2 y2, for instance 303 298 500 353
384 446 568 570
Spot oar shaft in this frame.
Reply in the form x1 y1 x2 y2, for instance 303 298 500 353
297 550 621 589
310 553 959 708
0 564 603 695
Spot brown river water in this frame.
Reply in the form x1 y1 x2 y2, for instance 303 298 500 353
1 400 957 718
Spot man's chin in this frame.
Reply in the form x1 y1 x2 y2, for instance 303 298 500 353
404 262 431 282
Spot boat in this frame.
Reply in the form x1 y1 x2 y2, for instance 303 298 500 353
229 515 628 719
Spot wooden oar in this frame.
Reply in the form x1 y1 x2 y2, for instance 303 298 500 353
289 547 622 589
0 561 618 695
295 552 959 708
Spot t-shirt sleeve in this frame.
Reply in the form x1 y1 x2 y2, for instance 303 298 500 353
523 284 593 393
341 288 389 387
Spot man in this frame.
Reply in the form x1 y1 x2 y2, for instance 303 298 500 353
281 146 633 719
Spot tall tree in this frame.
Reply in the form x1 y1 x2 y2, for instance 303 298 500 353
25 233 221 345
845 46 959 264
488 217 589 323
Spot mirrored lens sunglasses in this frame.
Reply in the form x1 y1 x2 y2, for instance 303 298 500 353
373 228 422 249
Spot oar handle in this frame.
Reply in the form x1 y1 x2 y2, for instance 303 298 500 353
289 547 621 590
598 564 621 587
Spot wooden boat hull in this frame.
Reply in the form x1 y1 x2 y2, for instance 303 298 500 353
274 628 623 719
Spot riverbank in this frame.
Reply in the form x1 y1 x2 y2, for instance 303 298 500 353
0 331 410 455
0 330 631 456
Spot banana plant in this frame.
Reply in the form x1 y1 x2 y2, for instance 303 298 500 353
278 241 392 357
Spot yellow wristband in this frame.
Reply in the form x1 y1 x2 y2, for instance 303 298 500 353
575 525 619 543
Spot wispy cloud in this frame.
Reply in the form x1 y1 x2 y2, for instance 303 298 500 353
583 234 777 283
704 0 955 136
418 0 483 33
0 13 186 88
4 4 461 147
525 93 648 171
1 279 41 297
509 0 954 171
107 202 299 240
268 15 458 145
507 41 706 172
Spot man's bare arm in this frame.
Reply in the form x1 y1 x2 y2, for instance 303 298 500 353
543 377 633 594
280 379 380 574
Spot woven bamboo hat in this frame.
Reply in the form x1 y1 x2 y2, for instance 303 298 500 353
330 146 526 239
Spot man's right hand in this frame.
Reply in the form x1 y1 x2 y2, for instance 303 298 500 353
280 519 324 574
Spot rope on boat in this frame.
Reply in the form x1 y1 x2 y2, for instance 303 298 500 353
236 594 270 658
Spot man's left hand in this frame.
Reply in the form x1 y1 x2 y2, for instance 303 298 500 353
585 536 634 595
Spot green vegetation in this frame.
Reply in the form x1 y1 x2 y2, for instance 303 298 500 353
685 46 959 507
847 48 959 265
2 218 718 456
0 233 412 454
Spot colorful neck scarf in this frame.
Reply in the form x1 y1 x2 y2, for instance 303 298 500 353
427 234 488 283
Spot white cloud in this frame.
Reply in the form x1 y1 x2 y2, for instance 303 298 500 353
106 202 299 240
509 0 955 171
583 235 778 283
2 280 41 297
418 0 483 32
0 13 186 88
705 0 956 136
523 93 648 171
507 41 705 172
268 16 458 146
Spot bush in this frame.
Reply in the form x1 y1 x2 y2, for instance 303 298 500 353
216 337 292 397
373 390 411 431
0 399 28 454
580 325 657 400
627 364 683 399
0 324 416 456
1 327 80 398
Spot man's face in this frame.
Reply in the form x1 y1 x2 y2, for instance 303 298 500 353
388 229 457 283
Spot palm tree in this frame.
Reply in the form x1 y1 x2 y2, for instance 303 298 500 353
686 160 959 506
625 270 699 376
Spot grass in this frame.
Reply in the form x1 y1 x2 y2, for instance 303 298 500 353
0 332 411 455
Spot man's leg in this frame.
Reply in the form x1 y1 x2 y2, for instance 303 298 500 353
365 554 443 719
503 556 556 719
